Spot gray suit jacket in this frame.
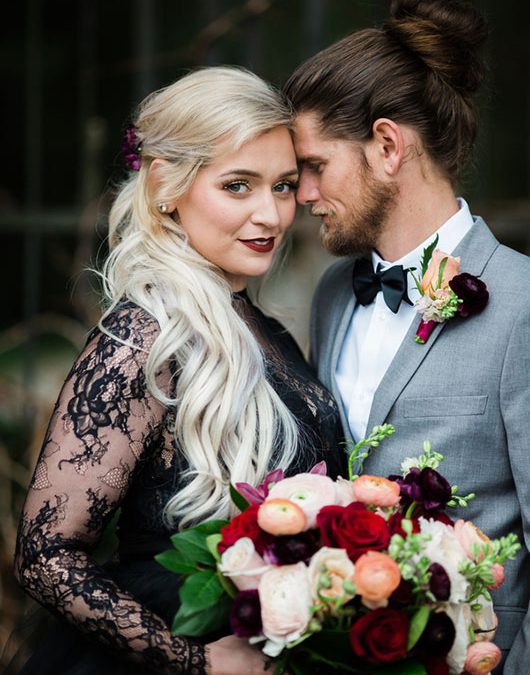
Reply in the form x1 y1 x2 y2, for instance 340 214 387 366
310 217 530 673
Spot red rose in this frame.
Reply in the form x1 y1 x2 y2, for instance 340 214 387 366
218 504 272 555
317 502 390 561
388 512 420 538
350 608 409 663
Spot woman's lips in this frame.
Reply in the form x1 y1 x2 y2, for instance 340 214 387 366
239 237 275 253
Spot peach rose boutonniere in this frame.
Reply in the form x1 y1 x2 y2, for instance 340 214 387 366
411 235 489 344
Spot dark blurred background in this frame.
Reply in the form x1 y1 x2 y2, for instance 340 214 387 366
1 0 529 660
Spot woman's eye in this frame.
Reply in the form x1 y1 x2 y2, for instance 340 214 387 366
273 180 298 194
224 181 250 194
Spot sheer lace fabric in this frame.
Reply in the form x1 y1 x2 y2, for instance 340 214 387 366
14 298 341 674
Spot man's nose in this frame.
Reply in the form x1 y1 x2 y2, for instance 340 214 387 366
296 174 320 205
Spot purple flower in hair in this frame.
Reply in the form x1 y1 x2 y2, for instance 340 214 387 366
121 125 142 171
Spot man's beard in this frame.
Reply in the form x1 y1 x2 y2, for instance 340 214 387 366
316 166 398 257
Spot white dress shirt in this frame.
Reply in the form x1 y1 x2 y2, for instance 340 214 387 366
335 198 474 441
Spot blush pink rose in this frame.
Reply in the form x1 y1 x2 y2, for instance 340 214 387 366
421 249 460 298
257 498 307 535
464 641 502 674
266 473 337 529
454 519 491 561
352 475 401 508
354 551 401 609
258 562 312 656
219 537 270 591
308 547 356 604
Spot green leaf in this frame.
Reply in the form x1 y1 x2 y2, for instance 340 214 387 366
179 569 225 611
230 483 250 511
206 533 222 561
171 594 231 636
170 529 216 567
420 234 439 276
193 519 229 535
217 568 238 599
407 605 430 650
436 256 448 290
154 549 198 575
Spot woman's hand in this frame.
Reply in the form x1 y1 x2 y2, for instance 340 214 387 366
205 635 269 675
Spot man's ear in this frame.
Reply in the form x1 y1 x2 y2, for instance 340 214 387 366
370 118 404 177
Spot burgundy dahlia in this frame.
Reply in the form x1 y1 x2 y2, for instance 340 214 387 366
449 273 489 317
390 467 451 513
264 529 320 565
230 590 262 638
428 562 451 601
415 611 455 658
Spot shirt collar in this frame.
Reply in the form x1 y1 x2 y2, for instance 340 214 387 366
372 197 474 297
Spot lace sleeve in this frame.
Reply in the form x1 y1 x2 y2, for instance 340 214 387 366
14 307 207 674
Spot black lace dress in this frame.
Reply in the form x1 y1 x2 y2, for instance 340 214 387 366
11 294 343 675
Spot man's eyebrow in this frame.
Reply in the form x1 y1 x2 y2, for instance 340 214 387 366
297 155 326 164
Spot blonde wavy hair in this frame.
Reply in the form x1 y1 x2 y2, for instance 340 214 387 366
101 67 298 526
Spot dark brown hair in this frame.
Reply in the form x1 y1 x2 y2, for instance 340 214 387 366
284 0 488 184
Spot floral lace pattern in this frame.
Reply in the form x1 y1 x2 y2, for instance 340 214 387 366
15 300 341 674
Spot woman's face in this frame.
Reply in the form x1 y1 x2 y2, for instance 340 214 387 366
175 126 298 290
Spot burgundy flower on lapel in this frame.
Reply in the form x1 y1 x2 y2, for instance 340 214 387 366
411 236 489 344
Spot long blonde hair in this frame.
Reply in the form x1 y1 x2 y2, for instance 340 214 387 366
101 67 298 526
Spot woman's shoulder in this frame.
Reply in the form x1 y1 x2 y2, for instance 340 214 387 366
90 300 162 353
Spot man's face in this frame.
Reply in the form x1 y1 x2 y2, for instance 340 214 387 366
293 112 397 256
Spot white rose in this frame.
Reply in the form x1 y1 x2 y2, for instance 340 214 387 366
258 562 312 656
219 537 270 591
418 517 469 603
444 603 471 675
335 477 356 506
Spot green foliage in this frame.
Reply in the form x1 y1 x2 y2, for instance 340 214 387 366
420 235 439 276
342 424 395 480
230 483 250 511
407 606 430 650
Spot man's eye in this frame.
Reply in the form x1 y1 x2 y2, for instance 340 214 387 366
224 181 250 193
307 163 323 173
273 180 298 194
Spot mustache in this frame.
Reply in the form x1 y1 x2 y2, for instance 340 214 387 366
310 208 334 217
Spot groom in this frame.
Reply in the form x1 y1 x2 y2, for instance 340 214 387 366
284 3 530 674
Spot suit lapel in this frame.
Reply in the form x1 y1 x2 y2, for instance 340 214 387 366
325 263 357 436
365 217 499 430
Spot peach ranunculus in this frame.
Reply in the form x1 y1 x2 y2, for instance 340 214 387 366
308 547 356 606
421 249 461 299
257 498 307 536
218 537 270 591
266 473 338 529
258 562 313 657
353 551 401 609
351 475 401 508
454 519 492 561
464 640 502 674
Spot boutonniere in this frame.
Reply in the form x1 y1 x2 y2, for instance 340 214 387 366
411 235 489 344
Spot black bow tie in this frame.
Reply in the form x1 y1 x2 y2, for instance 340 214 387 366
352 257 412 314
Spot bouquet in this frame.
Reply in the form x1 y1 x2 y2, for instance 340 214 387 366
156 426 520 674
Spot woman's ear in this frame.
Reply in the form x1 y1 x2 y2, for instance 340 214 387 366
370 118 404 176
148 158 178 213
